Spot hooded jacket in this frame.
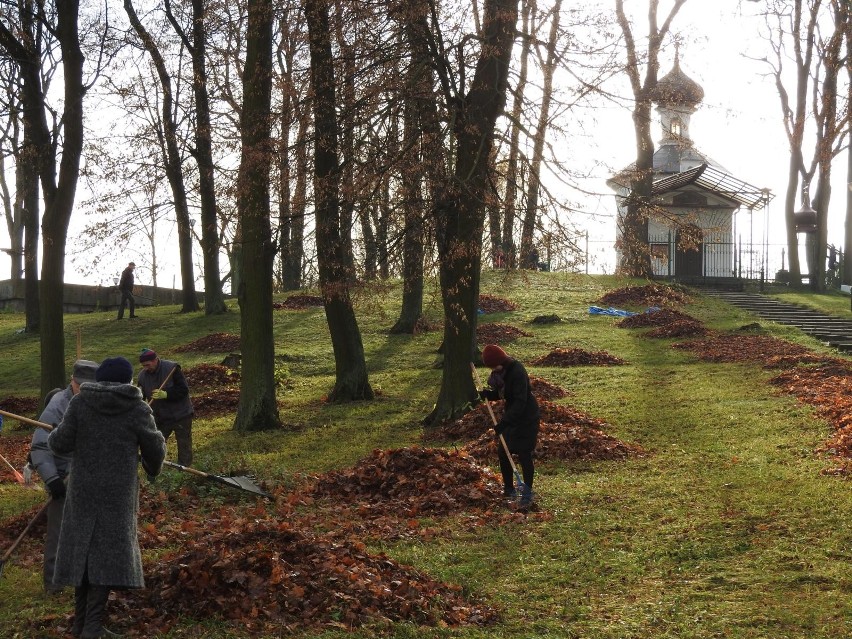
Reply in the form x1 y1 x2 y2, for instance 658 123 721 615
48 381 165 588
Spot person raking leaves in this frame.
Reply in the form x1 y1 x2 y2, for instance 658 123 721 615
478 344 539 509
137 348 194 466
48 356 166 638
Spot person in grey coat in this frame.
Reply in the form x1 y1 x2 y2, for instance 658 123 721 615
48 356 166 639
31 359 99 594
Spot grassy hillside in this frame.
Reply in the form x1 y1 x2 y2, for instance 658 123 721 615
1 272 850 638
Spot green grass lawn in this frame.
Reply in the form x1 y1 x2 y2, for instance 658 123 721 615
1 272 850 638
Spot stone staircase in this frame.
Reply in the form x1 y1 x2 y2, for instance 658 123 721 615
703 290 852 353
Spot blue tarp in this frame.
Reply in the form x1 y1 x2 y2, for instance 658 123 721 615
589 306 660 317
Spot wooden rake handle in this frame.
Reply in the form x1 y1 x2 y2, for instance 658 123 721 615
469 363 523 478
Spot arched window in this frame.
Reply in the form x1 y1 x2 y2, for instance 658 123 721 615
671 119 682 137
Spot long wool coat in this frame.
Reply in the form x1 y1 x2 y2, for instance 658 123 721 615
482 358 540 453
48 382 166 588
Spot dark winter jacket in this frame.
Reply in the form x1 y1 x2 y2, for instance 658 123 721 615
31 386 74 484
137 360 194 425
118 266 134 293
48 382 166 588
481 359 539 453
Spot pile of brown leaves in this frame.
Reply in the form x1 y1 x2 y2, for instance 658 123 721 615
274 294 324 309
530 347 626 367
477 322 532 344
769 365 852 475
463 421 643 464
645 320 709 338
183 363 241 390
672 334 811 363
0 502 46 569
478 295 517 313
0 395 40 419
598 284 691 307
529 376 569 400
425 400 615 444
192 389 241 418
114 519 497 635
173 332 241 353
308 447 504 516
617 308 699 328
0 436 31 484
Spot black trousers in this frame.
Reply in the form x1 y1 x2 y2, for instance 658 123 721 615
117 290 135 318
497 445 534 494
72 573 111 638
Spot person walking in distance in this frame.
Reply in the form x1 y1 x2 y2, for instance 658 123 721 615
116 261 137 320
48 356 165 638
137 348 194 466
478 344 540 508
30 359 99 595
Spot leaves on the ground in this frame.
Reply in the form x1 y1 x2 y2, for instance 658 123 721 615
530 347 626 367
274 294 324 310
192 389 241 418
529 376 569 400
173 332 241 353
0 395 40 420
672 334 811 363
617 308 698 328
0 436 31 484
598 284 691 307
478 295 517 313
183 363 240 390
477 322 532 344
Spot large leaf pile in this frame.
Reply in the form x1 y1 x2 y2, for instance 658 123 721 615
308 447 503 516
476 322 532 344
530 347 626 367
645 320 709 338
617 308 699 328
192 388 241 418
672 334 811 363
183 363 240 390
478 294 517 313
173 332 241 353
0 395 40 419
529 375 569 399
112 521 497 635
598 284 691 307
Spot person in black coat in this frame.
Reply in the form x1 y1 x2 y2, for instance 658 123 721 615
479 344 539 506
117 262 137 320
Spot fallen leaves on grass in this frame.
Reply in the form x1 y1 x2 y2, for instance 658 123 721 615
529 376 569 400
478 295 517 313
645 320 709 338
192 389 240 418
173 332 241 353
183 363 240 390
0 436 31 484
274 294 324 310
672 334 811 363
598 283 691 307
0 501 47 569
617 308 698 328
530 347 626 367
0 395 40 420
307 447 504 516
477 322 532 344
116 520 497 635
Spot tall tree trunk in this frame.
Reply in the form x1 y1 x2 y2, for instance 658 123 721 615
519 0 560 267
283 109 308 290
40 0 85 397
125 0 199 313
426 0 519 426
164 0 227 314
844 0 852 286
234 0 282 432
614 0 688 277
306 0 373 402
19 132 39 332
333 0 356 281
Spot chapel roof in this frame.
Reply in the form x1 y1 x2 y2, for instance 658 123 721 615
650 53 704 108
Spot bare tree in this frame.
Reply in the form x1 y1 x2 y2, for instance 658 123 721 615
124 0 200 312
614 0 689 277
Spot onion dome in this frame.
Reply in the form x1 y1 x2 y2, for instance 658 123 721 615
651 53 704 108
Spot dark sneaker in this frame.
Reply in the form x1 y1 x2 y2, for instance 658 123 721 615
503 488 517 499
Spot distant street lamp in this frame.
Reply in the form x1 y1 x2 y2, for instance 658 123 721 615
794 197 818 291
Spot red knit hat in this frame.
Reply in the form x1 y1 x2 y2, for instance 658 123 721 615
482 344 508 368
139 348 158 363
